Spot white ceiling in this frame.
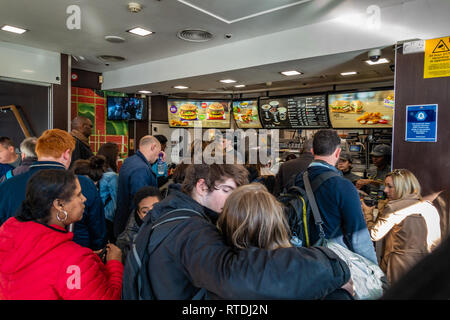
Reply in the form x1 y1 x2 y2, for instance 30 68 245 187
0 0 449 95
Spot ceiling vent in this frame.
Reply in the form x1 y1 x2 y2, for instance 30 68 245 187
177 29 213 42
105 36 126 43
97 55 126 62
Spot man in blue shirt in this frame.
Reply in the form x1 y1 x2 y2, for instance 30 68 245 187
300 129 377 263
114 135 161 237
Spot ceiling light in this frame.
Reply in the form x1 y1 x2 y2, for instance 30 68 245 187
1 25 27 34
173 85 189 89
234 84 245 88
138 90 151 94
340 71 358 76
219 79 236 83
365 58 389 65
127 27 153 36
281 70 302 76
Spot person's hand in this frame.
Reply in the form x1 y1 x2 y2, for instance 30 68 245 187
355 179 372 189
105 243 122 262
341 279 355 297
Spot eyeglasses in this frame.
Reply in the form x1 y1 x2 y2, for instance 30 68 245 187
213 184 235 193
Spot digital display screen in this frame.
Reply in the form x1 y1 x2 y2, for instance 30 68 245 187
168 100 231 128
328 90 394 128
107 96 145 120
232 100 262 129
259 95 329 129
349 145 362 152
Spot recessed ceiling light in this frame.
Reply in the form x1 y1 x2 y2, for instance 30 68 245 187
340 71 358 76
281 70 302 76
173 85 189 89
234 84 245 88
1 25 27 34
127 27 153 36
138 90 152 94
220 79 236 84
365 58 389 65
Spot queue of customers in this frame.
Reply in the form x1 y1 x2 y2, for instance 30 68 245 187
0 125 445 300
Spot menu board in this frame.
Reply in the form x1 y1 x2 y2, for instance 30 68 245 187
259 95 329 129
168 100 231 128
328 90 394 128
232 100 262 129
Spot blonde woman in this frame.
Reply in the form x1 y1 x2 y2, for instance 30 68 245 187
217 183 354 299
362 169 441 285
217 183 292 250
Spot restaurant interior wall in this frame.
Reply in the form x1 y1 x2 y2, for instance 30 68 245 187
393 42 450 238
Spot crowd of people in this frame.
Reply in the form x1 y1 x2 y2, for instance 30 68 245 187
0 118 446 300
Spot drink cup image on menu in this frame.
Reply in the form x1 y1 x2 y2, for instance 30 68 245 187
270 107 280 124
261 104 271 120
278 107 287 121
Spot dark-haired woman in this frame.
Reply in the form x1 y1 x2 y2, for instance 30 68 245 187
73 153 118 242
97 143 119 241
0 170 123 299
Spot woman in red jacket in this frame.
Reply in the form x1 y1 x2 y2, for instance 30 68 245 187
0 169 123 300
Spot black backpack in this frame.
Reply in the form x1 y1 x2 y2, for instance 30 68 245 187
277 170 341 247
122 208 209 300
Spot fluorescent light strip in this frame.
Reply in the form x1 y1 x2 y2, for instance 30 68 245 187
128 27 153 36
281 70 302 76
365 58 389 65
234 84 245 88
220 79 236 83
138 90 152 94
173 85 189 89
340 71 358 76
1 25 27 34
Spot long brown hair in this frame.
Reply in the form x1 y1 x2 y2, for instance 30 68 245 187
217 183 292 250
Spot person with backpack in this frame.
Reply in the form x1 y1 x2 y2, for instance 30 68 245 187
295 129 377 263
122 161 351 300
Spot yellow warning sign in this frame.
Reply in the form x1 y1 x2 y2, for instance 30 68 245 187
424 37 450 78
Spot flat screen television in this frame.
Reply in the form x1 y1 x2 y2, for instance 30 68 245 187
349 144 362 152
107 96 146 120
232 100 262 129
167 99 231 128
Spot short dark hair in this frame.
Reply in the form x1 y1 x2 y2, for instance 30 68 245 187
97 142 119 173
133 186 162 207
312 129 341 156
16 170 77 224
154 135 168 145
71 155 106 182
0 136 14 149
182 163 249 195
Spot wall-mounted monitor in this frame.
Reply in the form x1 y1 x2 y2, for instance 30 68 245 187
349 144 362 152
107 96 146 121
259 94 329 129
232 100 262 129
328 89 394 128
167 99 231 128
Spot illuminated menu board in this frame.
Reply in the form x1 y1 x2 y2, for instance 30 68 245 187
328 90 394 128
259 95 329 129
168 100 231 128
232 100 262 129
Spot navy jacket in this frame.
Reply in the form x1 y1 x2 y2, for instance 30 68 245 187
297 160 377 263
0 161 106 250
122 188 350 300
114 150 157 237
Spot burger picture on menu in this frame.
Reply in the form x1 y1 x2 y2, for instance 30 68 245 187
179 103 198 120
350 100 364 113
330 100 352 112
207 102 225 120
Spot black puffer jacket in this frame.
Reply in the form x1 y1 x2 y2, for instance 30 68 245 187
128 188 350 300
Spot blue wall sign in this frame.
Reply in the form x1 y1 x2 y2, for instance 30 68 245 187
405 104 438 142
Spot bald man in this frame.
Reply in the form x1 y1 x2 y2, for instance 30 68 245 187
70 116 94 167
114 135 161 237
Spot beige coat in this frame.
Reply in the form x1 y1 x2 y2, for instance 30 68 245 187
367 194 441 285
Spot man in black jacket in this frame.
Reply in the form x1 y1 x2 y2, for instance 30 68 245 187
273 138 314 195
70 116 94 167
123 161 352 300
